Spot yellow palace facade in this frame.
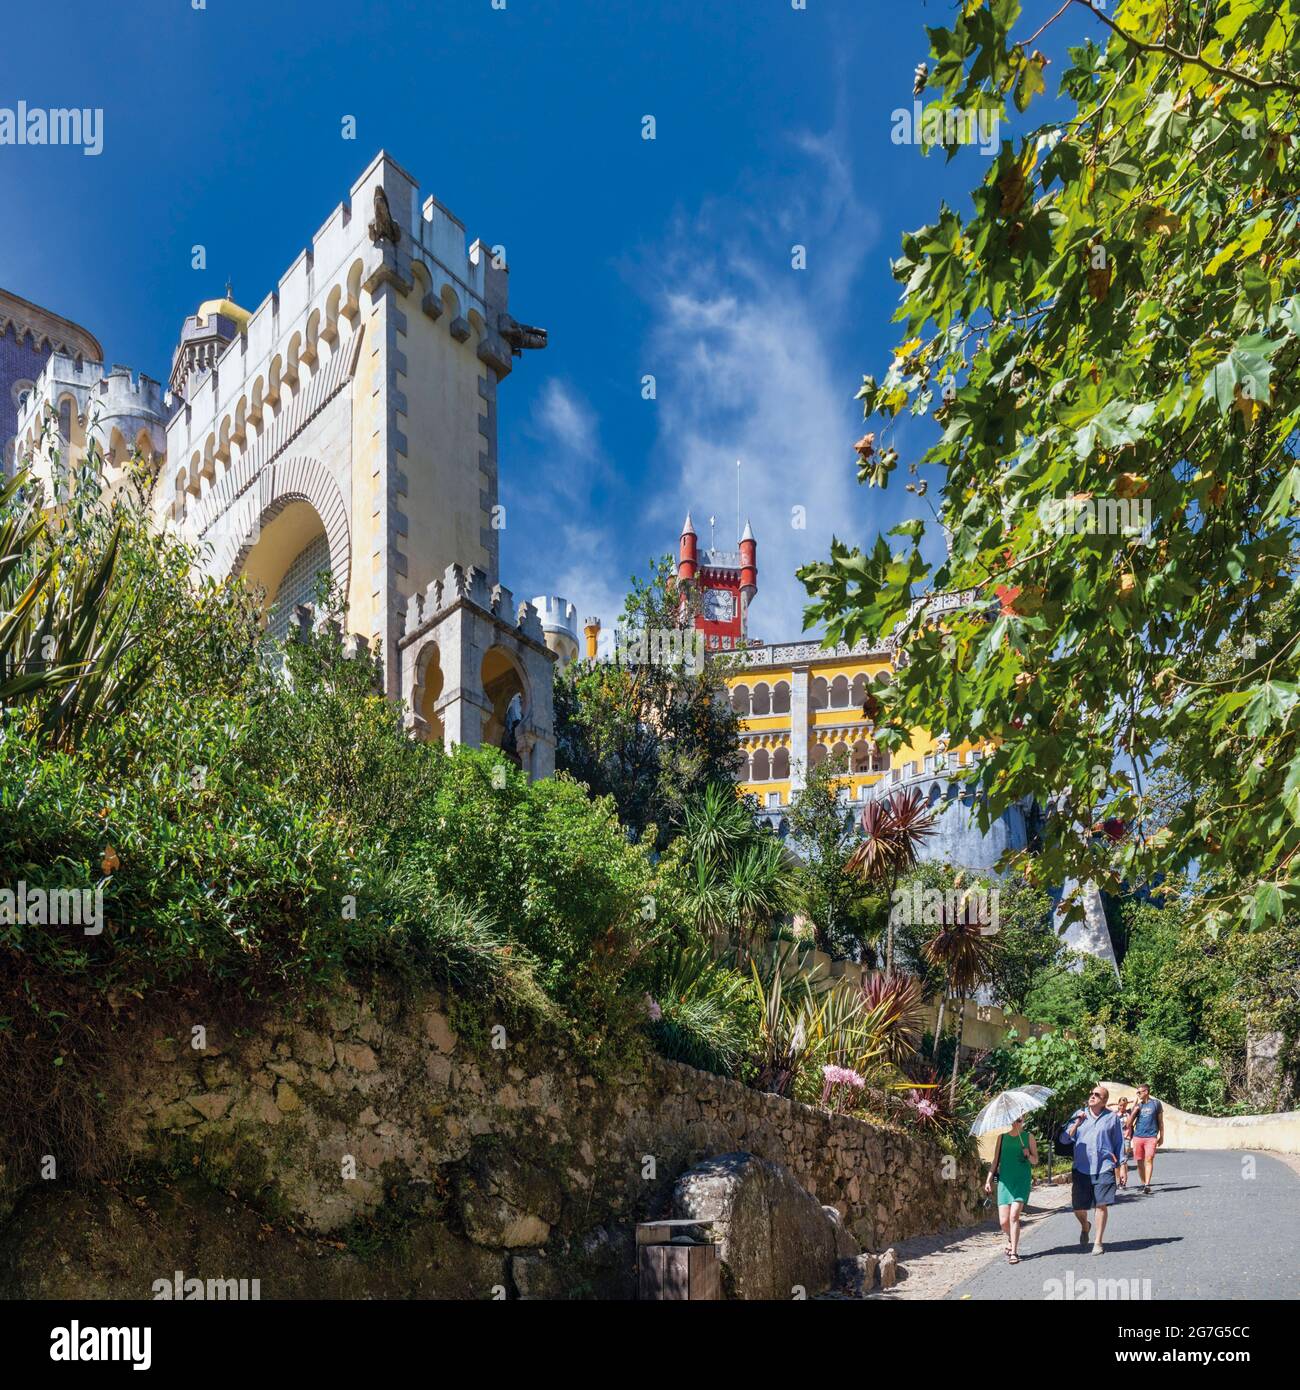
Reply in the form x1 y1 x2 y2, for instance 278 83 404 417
721 596 986 825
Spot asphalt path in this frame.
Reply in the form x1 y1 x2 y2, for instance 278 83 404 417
948 1148 1300 1300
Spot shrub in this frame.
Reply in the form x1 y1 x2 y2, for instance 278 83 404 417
641 937 756 1077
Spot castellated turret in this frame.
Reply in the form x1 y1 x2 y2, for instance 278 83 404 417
14 353 170 495
677 512 698 583
530 595 579 668
739 517 758 606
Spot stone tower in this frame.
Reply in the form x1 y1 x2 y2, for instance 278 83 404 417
1 288 103 475
676 511 758 651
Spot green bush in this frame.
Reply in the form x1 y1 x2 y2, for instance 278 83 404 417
641 937 756 1078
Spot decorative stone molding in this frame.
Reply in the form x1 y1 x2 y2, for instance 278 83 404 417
224 454 352 596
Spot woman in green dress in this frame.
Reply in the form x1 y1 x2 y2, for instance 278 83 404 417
983 1115 1037 1263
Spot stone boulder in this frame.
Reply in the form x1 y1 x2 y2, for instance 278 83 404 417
672 1151 840 1299
454 1145 561 1250
822 1205 861 1260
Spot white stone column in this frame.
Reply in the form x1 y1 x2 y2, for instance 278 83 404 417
789 667 809 796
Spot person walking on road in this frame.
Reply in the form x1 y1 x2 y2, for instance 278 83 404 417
984 1115 1037 1264
1115 1095 1134 1162
1129 1083 1165 1193
1062 1084 1128 1256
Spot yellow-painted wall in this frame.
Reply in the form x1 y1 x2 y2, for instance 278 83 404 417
726 653 966 806
396 292 495 601
349 300 385 640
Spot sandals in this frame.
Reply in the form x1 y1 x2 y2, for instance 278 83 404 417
1007 1253 1021 1264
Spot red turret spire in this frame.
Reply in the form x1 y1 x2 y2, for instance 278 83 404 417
677 511 698 583
739 518 757 606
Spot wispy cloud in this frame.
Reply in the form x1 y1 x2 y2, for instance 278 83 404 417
635 121 887 640
531 378 601 465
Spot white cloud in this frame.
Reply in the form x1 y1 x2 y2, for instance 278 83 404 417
529 378 601 469
636 124 886 641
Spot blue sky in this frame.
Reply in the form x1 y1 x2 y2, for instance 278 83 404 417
2 0 1094 643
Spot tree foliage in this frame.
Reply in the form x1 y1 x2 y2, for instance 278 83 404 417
786 752 873 958
554 556 741 843
800 0 1300 933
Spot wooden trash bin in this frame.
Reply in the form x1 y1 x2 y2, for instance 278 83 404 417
636 1220 722 1300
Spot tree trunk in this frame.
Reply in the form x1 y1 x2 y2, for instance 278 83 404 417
933 993 947 1060
949 993 965 1108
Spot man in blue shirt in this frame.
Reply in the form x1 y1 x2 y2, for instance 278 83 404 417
1063 1083 1128 1255
1129 1082 1165 1193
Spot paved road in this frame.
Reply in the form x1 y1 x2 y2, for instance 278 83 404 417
949 1149 1300 1300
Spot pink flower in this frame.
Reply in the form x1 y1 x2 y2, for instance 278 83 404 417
644 995 662 1022
821 1064 866 1108
906 1089 939 1120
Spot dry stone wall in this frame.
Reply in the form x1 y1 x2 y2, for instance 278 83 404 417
0 982 982 1299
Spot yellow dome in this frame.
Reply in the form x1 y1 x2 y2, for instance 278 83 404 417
196 295 251 330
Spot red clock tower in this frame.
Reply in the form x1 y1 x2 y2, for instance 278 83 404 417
676 513 757 651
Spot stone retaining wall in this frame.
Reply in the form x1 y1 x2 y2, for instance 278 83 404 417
0 982 982 1298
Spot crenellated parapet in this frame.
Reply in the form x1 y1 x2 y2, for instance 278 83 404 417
14 353 169 480
166 150 525 504
398 561 556 780
401 561 548 653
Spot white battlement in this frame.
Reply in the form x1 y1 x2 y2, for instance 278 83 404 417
167 151 510 516
401 562 546 648
16 353 169 459
529 595 579 641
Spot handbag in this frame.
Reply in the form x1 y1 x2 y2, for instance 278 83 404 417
1054 1110 1083 1159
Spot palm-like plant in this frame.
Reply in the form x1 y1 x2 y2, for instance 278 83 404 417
923 915 999 1107
858 969 927 1064
679 782 794 962
0 464 143 743
726 835 794 962
680 847 731 937
681 780 747 854
846 788 937 975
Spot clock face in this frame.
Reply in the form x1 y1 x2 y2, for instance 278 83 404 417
703 587 735 622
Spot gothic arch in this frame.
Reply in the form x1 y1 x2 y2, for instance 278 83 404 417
229 455 351 594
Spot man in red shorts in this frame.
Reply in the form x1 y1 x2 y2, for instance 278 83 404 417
1129 1082 1165 1193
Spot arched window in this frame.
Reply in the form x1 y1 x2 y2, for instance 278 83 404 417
809 742 828 769
751 747 770 781
831 675 850 709
751 682 771 715
731 684 750 715
773 680 790 714
58 398 72 441
851 740 873 774
851 673 869 706
810 677 828 711
735 753 750 782
772 746 790 780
